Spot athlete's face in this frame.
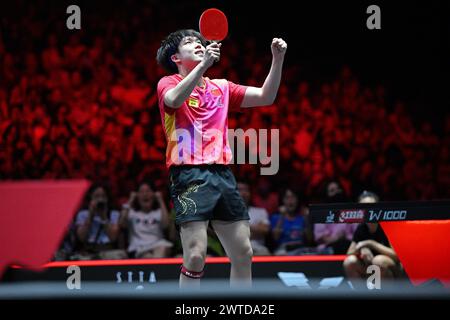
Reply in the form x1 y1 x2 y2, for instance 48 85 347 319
172 36 205 69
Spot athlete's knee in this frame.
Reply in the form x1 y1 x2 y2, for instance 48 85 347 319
231 241 253 265
242 246 253 264
184 242 206 271
187 252 205 268
181 248 206 279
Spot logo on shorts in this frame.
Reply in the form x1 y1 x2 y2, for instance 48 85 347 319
178 183 201 215
338 209 365 223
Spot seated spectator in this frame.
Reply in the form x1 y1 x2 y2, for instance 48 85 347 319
270 188 313 255
314 223 357 254
343 191 402 289
323 179 348 203
238 181 271 256
54 221 77 261
253 177 279 214
314 180 357 254
74 183 126 260
120 180 172 258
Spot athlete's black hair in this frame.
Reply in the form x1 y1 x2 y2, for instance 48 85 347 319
156 29 208 73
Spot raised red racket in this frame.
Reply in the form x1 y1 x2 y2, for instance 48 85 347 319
199 8 228 42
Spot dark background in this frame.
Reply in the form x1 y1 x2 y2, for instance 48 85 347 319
1 0 448 119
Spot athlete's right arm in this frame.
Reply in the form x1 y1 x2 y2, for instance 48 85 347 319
164 43 221 109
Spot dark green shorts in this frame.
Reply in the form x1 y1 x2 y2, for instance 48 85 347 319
169 165 249 225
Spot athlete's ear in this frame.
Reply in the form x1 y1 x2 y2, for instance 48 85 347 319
171 54 181 64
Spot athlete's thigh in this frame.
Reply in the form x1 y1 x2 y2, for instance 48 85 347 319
210 220 251 257
179 220 209 254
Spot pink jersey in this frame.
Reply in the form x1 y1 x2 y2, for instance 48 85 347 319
157 74 247 168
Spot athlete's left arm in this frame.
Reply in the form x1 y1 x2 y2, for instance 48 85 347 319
241 38 287 108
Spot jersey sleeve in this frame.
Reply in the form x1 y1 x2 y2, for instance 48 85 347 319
157 76 179 113
228 81 248 112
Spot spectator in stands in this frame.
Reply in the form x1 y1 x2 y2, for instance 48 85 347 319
253 177 279 214
74 183 126 259
343 191 402 289
238 181 271 255
271 188 313 255
314 180 357 254
54 221 77 261
120 180 173 258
